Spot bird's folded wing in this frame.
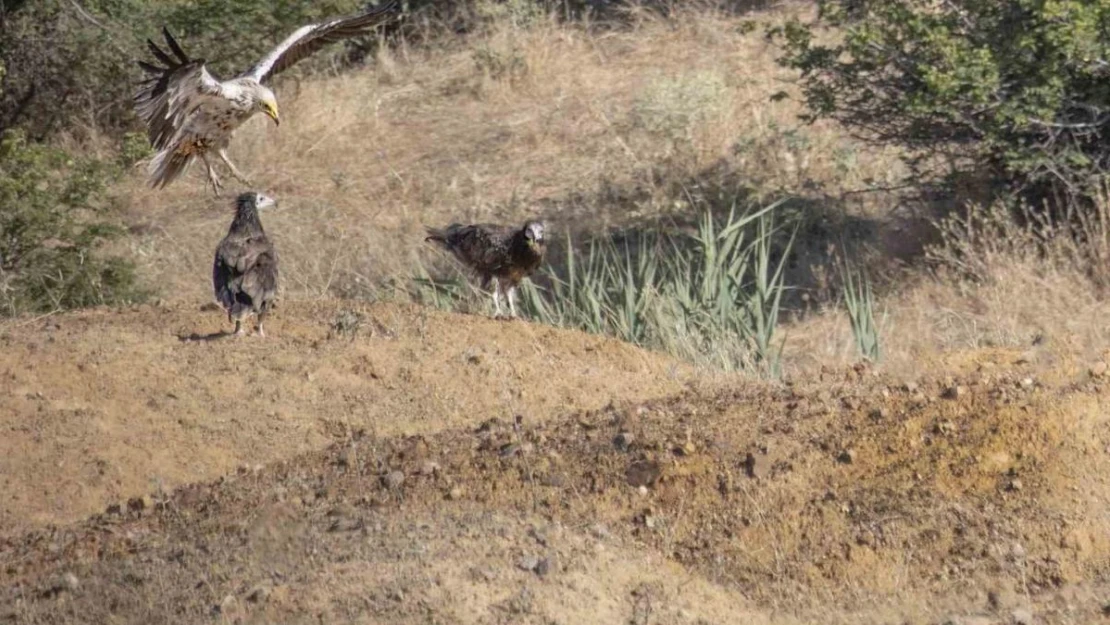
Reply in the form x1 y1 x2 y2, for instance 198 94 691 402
225 239 274 274
242 0 401 83
239 252 279 300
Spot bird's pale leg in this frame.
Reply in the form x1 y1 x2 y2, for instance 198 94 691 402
201 153 223 197
233 319 244 336
507 285 518 318
491 279 504 318
256 320 266 338
218 148 252 186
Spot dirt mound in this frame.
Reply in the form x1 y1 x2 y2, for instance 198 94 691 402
3 319 1110 623
0 301 691 536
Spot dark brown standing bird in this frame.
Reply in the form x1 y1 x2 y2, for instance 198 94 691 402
213 192 280 336
425 220 546 318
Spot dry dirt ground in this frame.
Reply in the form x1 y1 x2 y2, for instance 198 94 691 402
3 303 1110 624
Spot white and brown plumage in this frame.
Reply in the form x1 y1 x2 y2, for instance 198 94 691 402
214 192 280 337
134 1 400 194
425 221 547 318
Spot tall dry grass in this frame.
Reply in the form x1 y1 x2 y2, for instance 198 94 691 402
106 1 1110 375
112 2 893 301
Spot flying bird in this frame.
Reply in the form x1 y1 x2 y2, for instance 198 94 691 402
213 192 280 337
425 221 547 318
134 1 400 194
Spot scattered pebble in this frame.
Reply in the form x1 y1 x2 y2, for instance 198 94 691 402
517 555 540 572
613 432 635 451
1008 478 1023 492
535 556 556 578
447 486 464 500
1090 362 1108 378
419 460 440 476
382 470 405 490
1010 608 1033 625
744 452 771 479
943 385 966 400
626 460 661 487
837 449 856 464
62 573 79 592
246 584 270 603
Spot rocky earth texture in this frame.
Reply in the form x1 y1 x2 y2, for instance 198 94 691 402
2 302 1110 624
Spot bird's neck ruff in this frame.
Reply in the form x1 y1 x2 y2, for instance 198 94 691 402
231 202 265 235
510 230 545 264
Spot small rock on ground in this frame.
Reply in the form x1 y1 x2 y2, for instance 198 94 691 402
613 432 634 451
745 452 771 479
246 584 271 603
382 470 405 490
517 555 540 572
626 460 661 487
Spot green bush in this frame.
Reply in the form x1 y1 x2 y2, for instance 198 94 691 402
774 0 1110 204
0 130 146 316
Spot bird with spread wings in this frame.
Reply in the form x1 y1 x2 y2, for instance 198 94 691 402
134 1 400 195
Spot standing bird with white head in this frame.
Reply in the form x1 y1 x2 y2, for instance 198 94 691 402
214 192 280 337
134 1 400 194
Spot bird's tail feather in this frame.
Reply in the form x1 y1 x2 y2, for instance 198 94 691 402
148 148 194 189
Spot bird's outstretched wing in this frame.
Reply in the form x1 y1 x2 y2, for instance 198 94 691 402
243 1 401 84
134 28 226 150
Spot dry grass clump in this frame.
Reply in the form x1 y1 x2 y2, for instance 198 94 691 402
782 193 1110 377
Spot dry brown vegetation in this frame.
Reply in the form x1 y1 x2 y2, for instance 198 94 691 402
102 1 1110 377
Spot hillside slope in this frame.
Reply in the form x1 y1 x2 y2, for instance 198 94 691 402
0 301 691 535
3 307 1110 624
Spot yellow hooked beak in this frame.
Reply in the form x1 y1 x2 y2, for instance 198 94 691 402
264 103 280 126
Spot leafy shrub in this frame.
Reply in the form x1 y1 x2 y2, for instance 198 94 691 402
0 130 146 316
775 0 1110 205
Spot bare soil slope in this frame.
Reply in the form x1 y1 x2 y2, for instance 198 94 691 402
3 306 1110 624
0 301 690 535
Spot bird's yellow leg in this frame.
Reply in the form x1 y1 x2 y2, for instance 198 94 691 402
201 153 223 197
218 148 252 186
